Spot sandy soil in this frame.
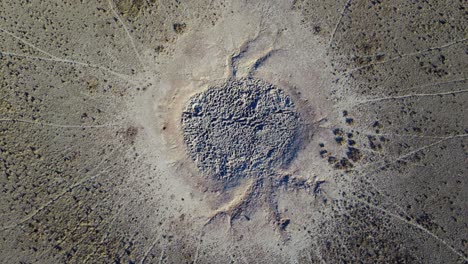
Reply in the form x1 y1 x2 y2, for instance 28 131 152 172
0 0 467 263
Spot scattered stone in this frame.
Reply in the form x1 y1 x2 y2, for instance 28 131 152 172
279 218 291 230
181 78 300 182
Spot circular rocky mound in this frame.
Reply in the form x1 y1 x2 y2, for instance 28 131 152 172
181 78 300 182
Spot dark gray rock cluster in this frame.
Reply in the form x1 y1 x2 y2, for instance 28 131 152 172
181 78 300 182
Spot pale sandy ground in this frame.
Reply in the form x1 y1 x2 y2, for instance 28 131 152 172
0 0 467 263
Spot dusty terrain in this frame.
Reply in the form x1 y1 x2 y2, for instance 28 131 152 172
0 0 467 263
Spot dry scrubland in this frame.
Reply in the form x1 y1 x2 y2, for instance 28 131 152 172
0 0 467 263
